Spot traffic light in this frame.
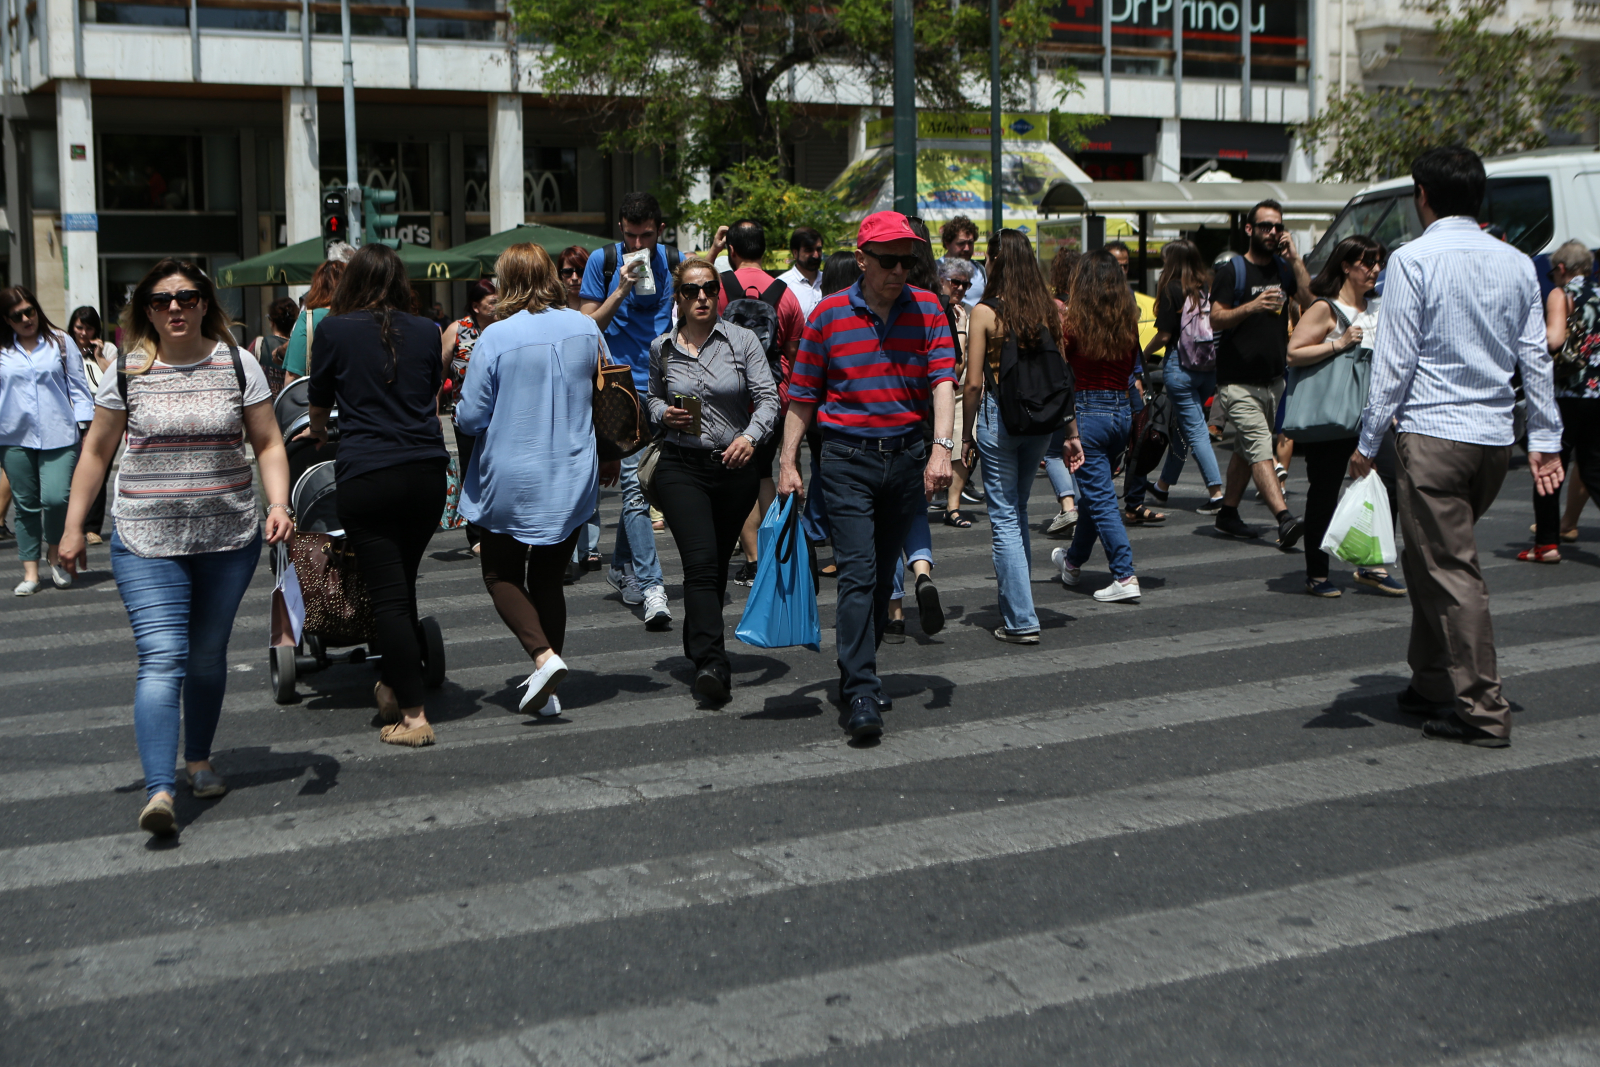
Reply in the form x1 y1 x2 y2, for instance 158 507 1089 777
320 189 348 252
361 185 400 248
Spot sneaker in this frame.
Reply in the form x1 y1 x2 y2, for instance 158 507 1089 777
1044 508 1078 539
733 560 758 587
882 617 906 644
518 654 569 711
1305 578 1341 598
1093 575 1141 602
1275 463 1289 485
1354 568 1407 595
960 487 984 506
0 523 12 540
693 667 731 703
1215 511 1261 539
1276 513 1305 551
643 585 672 631
606 568 645 605
1196 496 1226 514
13 579 41 597
1050 546 1080 587
1146 483 1170 504
994 626 1040 644
185 767 228 798
50 563 72 589
914 573 944 635
138 795 177 837
538 693 563 718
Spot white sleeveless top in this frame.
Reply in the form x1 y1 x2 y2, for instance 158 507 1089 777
1331 296 1380 353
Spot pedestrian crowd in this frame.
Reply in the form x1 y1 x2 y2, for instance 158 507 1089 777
3 144 1593 836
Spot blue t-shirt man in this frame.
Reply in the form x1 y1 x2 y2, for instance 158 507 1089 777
579 242 677 393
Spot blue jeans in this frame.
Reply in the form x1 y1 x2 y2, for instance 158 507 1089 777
111 530 262 799
1045 425 1078 501
802 438 831 544
889 511 934 601
571 506 601 563
610 451 664 590
1158 360 1222 490
1066 391 1136 580
977 394 1052 633
818 437 927 703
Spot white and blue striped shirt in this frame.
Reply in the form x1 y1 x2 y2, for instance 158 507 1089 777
1359 215 1562 457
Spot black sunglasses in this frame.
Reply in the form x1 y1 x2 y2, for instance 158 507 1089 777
946 278 972 288
864 251 919 271
558 267 581 278
1252 221 1287 233
148 289 203 311
1351 252 1381 268
676 281 720 300
6 305 37 324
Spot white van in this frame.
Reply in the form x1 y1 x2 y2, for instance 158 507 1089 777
1305 145 1600 276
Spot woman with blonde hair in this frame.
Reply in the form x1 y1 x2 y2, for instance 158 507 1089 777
455 243 617 718
58 259 292 835
281 257 346 382
1049 250 1142 603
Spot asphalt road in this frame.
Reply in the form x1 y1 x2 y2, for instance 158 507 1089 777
1 455 1598 1067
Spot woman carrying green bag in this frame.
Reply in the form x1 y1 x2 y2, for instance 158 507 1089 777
1285 235 1405 599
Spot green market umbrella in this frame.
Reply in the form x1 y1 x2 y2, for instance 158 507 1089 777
449 223 610 274
217 238 481 288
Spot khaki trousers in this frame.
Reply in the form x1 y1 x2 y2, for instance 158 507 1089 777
1395 433 1512 736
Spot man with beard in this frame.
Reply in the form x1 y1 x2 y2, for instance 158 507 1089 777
777 227 825 319
1209 199 1314 548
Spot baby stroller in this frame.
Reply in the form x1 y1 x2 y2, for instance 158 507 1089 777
268 458 447 704
274 377 341 489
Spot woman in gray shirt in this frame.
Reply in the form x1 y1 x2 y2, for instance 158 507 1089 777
648 256 779 703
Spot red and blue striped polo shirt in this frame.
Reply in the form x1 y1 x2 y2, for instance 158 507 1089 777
787 280 957 435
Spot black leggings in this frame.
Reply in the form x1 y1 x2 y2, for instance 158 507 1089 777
1533 397 1600 543
1299 432 1398 580
337 458 448 707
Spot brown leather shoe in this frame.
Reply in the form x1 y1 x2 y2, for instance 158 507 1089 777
380 721 436 747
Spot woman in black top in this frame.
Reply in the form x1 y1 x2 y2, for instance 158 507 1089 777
302 244 449 747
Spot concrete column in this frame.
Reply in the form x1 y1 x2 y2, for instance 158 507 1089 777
282 87 321 247
56 80 96 317
1154 117 1182 182
488 94 523 234
679 168 711 254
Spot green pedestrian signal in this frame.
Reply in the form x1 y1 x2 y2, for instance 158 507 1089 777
361 186 400 248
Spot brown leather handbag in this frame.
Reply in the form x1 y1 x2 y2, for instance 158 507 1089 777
593 354 649 461
288 530 374 648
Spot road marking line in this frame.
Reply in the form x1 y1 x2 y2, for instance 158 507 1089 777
1418 1031 1600 1067
2 635 1595 893
5 714 1595 1015
327 829 1600 1067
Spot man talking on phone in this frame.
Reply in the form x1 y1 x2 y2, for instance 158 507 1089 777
1209 198 1314 547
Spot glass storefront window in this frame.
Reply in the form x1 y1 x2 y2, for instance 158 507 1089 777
525 146 577 215
89 0 491 39
100 134 203 211
1049 0 1306 84
321 140 431 213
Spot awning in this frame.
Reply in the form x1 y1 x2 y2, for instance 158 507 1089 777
1037 180 1369 216
449 223 611 274
216 237 482 287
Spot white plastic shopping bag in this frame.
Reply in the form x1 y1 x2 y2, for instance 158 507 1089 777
1320 471 1397 567
270 543 306 648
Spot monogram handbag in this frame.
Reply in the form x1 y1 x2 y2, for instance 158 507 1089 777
593 354 649 461
288 530 374 648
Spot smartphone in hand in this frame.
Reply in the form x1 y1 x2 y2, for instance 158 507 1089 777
674 394 703 437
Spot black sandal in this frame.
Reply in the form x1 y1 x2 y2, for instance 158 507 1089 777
1123 505 1167 525
943 510 974 529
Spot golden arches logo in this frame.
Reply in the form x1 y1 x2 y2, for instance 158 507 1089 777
425 262 452 279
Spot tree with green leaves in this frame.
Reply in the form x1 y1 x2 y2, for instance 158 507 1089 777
676 157 850 257
1299 0 1584 183
510 0 1062 191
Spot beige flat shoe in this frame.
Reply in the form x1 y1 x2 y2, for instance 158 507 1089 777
138 795 177 836
374 682 402 724
380 721 436 747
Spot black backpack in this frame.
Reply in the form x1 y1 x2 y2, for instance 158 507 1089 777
720 271 789 377
980 299 1075 437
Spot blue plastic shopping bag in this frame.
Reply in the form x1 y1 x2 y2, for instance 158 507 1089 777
735 495 821 652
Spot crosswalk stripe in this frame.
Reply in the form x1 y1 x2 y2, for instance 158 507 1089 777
6 713 1594 1015
1420 1032 1600 1067
2 634 1595 893
326 829 1600 1067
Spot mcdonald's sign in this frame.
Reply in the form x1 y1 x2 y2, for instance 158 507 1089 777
426 262 452 279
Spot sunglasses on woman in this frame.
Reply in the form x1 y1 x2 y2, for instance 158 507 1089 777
147 289 203 311
1350 252 1381 269
863 251 919 271
558 267 581 279
6 305 37 324
676 281 720 300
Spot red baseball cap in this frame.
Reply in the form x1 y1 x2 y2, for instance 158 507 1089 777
856 211 926 247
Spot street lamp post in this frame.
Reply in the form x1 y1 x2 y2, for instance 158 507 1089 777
893 0 916 216
341 0 361 246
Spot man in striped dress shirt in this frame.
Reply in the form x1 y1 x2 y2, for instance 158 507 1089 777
777 211 958 741
1351 145 1565 748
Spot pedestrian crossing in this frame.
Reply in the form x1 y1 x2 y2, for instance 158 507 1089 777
2 471 1597 1067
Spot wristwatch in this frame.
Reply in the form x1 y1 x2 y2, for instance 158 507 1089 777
933 437 956 452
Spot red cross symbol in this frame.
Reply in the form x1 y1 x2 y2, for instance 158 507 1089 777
1065 0 1093 17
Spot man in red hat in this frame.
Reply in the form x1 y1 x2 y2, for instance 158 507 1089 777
777 211 959 741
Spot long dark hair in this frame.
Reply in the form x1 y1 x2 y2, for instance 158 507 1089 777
1154 239 1211 314
1064 250 1138 361
820 251 861 296
330 244 415 383
118 260 235 360
985 229 1063 351
1310 235 1385 298
904 217 944 306
1 285 64 350
68 305 103 341
1049 247 1081 301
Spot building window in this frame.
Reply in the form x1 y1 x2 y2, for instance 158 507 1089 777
100 134 203 211
321 140 431 213
1047 0 1306 84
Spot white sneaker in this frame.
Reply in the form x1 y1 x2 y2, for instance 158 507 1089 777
1093 575 1141 602
518 653 568 711
13 579 41 596
1050 547 1080 587
538 694 562 718
50 563 72 589
643 585 672 632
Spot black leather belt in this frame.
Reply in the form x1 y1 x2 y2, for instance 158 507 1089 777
661 441 726 464
821 429 922 453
